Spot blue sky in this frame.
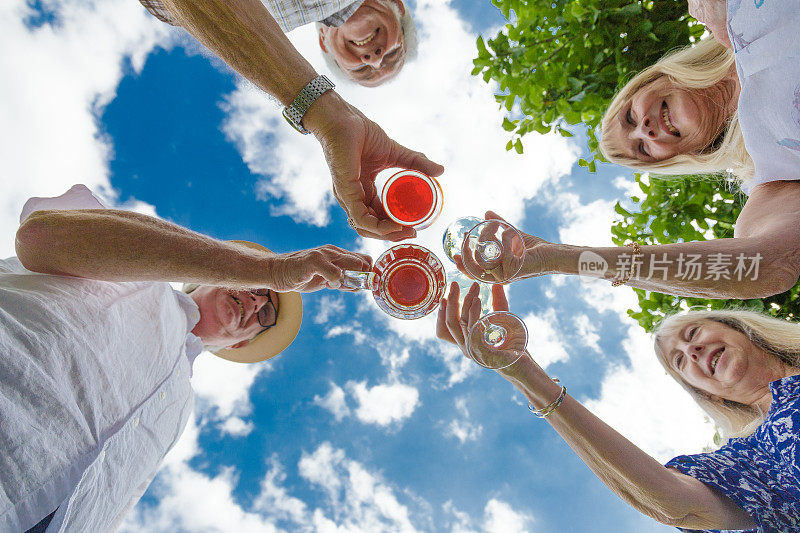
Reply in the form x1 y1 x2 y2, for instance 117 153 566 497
2 1 719 531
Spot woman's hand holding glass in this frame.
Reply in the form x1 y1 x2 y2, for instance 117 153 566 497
452 211 556 284
436 281 529 380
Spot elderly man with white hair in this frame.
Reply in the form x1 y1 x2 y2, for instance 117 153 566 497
137 0 437 241
2 184 371 532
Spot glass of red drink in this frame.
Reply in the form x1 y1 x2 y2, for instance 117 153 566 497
341 244 446 320
380 170 443 230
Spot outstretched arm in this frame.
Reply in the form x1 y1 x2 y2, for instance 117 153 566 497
436 283 756 530
158 0 444 240
512 181 800 299
15 207 371 292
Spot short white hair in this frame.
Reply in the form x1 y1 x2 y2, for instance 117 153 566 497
317 0 418 85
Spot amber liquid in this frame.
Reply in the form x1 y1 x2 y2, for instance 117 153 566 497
384 174 434 224
386 264 430 306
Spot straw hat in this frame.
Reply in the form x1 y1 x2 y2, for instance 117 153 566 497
185 240 303 363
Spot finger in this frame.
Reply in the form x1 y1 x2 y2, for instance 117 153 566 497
391 143 445 177
459 282 481 336
491 284 509 312
460 239 485 281
453 255 469 277
444 282 464 346
479 220 499 241
485 210 507 223
436 298 455 344
352 207 401 235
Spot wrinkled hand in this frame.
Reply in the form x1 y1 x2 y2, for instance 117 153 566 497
267 245 372 292
436 281 526 379
453 211 554 283
688 0 731 49
311 96 444 241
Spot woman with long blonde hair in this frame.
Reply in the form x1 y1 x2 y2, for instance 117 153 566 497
456 2 800 302
437 282 800 532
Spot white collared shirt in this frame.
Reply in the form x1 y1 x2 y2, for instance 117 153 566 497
0 185 204 532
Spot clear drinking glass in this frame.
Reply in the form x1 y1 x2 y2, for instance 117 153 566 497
442 216 483 265
341 244 446 320
466 311 529 370
459 219 526 283
380 170 443 230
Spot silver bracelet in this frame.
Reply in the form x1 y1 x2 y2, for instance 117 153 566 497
528 379 567 418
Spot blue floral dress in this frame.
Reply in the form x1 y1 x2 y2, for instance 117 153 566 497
665 374 800 532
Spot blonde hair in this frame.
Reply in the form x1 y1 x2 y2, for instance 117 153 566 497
654 309 800 442
600 38 754 182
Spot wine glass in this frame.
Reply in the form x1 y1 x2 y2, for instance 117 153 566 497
460 219 526 283
466 311 529 370
442 216 483 264
341 244 446 320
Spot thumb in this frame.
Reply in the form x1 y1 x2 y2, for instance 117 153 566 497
392 142 445 177
491 284 509 312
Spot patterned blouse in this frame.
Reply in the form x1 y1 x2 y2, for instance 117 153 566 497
665 374 800 533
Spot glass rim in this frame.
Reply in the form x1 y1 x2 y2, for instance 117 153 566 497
380 170 443 228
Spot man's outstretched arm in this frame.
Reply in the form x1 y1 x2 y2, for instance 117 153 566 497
157 0 444 240
15 207 371 293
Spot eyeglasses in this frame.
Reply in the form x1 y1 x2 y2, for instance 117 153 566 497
249 289 279 330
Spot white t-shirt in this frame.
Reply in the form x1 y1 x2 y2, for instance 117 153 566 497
729 0 800 193
0 185 204 532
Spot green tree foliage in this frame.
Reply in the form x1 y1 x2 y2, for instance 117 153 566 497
612 174 800 332
472 0 704 164
475 0 800 333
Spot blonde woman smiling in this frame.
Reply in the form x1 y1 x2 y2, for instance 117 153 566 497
437 282 800 532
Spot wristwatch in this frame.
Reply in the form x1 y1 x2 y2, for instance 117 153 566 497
282 75 335 134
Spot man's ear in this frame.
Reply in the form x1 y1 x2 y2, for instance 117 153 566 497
229 339 251 349
318 27 328 52
392 0 406 16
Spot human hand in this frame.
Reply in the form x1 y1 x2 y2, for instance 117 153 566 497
436 281 527 380
453 211 554 283
267 245 372 292
307 93 444 241
687 0 731 49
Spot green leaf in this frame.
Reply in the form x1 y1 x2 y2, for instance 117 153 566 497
514 138 524 154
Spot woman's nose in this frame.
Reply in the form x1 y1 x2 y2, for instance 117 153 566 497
635 117 656 139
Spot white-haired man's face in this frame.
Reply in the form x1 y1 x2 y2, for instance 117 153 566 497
189 287 279 349
318 0 406 87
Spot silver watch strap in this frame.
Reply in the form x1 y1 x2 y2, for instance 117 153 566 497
282 75 335 134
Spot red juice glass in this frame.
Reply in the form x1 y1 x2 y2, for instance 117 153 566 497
341 244 446 320
380 170 443 230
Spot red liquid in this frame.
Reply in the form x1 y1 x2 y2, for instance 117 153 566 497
386 264 430 306
385 174 434 223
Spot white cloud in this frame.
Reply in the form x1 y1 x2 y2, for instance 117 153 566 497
0 0 169 256
314 295 346 324
574 314 601 352
298 442 420 533
220 416 255 437
520 308 570 369
348 380 420 427
191 351 269 419
445 397 483 443
483 499 533 533
252 455 310 524
314 382 351 421
325 324 368 344
583 324 716 462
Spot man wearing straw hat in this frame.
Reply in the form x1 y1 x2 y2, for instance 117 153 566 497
2 184 371 533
